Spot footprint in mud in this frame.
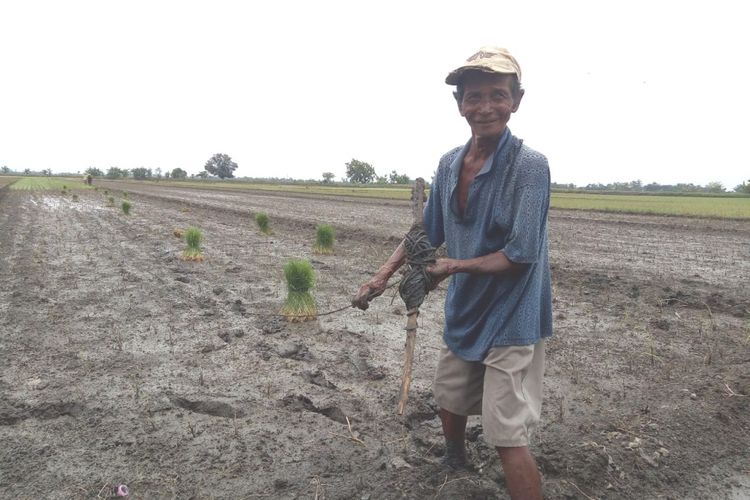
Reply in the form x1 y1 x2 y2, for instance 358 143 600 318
279 394 347 424
169 396 245 418
301 369 336 389
276 342 311 361
340 349 386 381
0 401 85 425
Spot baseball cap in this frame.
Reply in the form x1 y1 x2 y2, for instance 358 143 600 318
445 47 522 85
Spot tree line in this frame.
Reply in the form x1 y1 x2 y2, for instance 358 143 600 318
3 160 746 193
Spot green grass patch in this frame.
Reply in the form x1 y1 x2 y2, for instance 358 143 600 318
181 227 204 261
281 259 316 322
121 201 132 215
551 192 750 219
9 177 92 191
313 224 335 255
255 212 271 234
128 178 415 200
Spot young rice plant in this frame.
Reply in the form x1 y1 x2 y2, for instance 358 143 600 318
313 224 335 255
72 194 79 202
281 259 316 322
255 212 271 234
106 196 115 207
121 200 131 215
181 227 204 261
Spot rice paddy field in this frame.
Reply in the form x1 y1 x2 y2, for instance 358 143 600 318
8 176 92 191
0 177 748 499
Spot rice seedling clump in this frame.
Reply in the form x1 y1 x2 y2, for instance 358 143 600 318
72 194 79 202
121 200 131 215
106 196 115 207
255 212 271 234
281 259 316 322
181 227 204 261
313 224 335 255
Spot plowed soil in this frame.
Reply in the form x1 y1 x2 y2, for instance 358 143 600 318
1 181 748 499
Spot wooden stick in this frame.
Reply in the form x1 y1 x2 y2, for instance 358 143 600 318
398 177 426 415
398 308 419 414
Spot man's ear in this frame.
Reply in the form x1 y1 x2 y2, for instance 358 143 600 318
512 89 525 112
454 91 465 116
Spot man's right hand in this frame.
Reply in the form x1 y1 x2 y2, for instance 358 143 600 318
351 276 388 310
351 241 407 311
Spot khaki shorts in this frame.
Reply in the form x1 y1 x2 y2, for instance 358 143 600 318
433 340 544 448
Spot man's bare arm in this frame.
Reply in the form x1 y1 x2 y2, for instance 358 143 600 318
427 251 525 288
351 241 407 310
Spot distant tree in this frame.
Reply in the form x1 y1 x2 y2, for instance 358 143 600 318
733 180 750 194
42 168 52 176
195 171 209 179
204 153 238 179
171 167 187 179
705 181 725 193
131 167 152 180
155 167 163 180
1 166 9 174
345 159 376 184
23 168 31 175
322 172 335 183
105 167 129 179
388 170 411 184
85 167 103 177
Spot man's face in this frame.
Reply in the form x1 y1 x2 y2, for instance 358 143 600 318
458 72 523 139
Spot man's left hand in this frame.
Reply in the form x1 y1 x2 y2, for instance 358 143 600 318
426 258 455 290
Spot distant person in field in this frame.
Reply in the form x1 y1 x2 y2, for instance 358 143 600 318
353 47 551 500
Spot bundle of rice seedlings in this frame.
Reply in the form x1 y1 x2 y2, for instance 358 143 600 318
280 259 316 322
72 194 79 202
313 224 335 255
255 212 271 234
123 191 129 199
106 196 115 207
181 227 204 261
121 201 131 215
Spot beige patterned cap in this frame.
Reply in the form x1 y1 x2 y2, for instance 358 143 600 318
445 47 522 85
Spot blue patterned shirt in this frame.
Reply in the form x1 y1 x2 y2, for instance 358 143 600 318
423 129 553 361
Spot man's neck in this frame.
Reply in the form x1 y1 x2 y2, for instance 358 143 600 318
469 129 505 160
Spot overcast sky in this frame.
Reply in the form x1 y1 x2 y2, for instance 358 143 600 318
1 0 748 188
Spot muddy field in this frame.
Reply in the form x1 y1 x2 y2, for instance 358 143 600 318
1 181 748 499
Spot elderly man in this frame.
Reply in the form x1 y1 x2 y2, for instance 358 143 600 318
353 47 551 500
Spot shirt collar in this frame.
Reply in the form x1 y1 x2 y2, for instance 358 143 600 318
449 128 511 179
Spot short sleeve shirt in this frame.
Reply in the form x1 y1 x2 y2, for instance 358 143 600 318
423 129 553 361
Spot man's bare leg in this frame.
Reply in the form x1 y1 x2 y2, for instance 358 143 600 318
497 446 542 500
438 408 467 468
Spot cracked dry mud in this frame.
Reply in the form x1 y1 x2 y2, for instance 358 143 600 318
0 181 748 499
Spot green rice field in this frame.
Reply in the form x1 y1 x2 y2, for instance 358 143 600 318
551 192 750 219
165 180 413 200
8 177 92 191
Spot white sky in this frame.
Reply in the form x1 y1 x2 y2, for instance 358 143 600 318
1 0 748 188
